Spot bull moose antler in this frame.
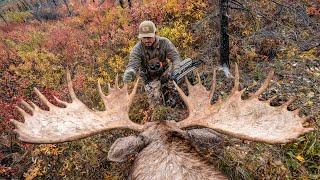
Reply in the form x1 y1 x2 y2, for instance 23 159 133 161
11 64 314 179
11 65 314 144
11 71 143 144
174 64 314 144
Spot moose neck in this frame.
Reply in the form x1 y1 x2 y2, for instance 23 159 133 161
130 122 227 180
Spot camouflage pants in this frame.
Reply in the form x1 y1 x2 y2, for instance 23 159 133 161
144 81 163 108
144 80 185 109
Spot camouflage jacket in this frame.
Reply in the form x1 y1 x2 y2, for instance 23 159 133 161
126 36 182 83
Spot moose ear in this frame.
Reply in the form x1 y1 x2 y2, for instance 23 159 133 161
108 136 147 162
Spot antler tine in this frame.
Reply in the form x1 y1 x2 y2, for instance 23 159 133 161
251 70 274 99
15 106 31 118
12 123 40 143
29 102 40 111
128 78 140 107
97 80 106 97
267 96 277 103
66 69 78 101
34 88 55 110
282 97 296 109
300 115 312 124
53 96 69 107
195 70 202 84
115 74 120 90
231 63 240 94
13 130 33 143
173 81 190 108
11 119 37 141
195 70 208 93
10 119 24 131
97 80 112 110
20 100 34 113
185 76 193 90
293 108 301 116
107 83 112 91
304 128 315 134
209 68 217 100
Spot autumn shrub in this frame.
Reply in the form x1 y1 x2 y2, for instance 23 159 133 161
4 12 33 23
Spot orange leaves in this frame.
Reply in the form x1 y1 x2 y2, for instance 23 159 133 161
100 0 114 9
70 0 114 17
87 0 102 11
306 0 320 16
306 7 320 15
44 26 91 66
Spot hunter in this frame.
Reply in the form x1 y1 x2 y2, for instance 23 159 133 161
123 20 183 108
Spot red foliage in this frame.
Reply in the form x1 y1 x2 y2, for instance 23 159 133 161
100 0 115 9
306 7 320 15
0 24 22 33
0 99 21 132
45 26 92 66
129 1 165 24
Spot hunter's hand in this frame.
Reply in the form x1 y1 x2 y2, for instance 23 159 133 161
123 69 136 83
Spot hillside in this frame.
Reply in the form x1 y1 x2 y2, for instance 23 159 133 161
0 0 319 179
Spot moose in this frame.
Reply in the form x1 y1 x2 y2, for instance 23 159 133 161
11 64 313 179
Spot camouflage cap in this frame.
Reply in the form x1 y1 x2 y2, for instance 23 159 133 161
138 21 156 38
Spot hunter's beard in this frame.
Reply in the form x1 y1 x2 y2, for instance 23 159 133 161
143 42 154 47
141 37 156 48
145 45 154 49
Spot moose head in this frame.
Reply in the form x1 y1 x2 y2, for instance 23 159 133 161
11 64 313 179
